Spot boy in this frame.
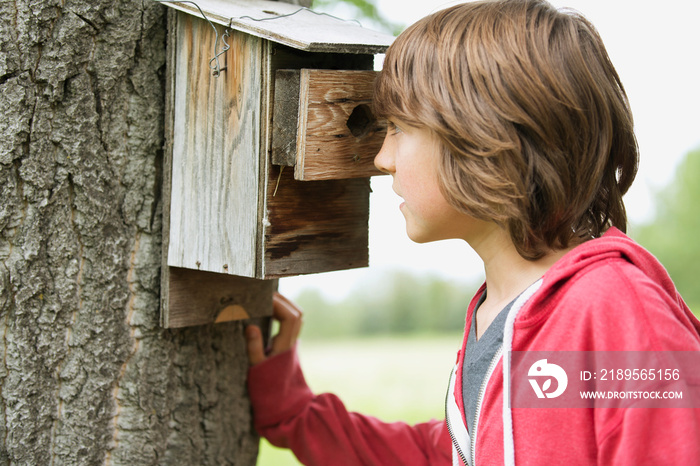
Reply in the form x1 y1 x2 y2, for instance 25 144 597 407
245 1 700 464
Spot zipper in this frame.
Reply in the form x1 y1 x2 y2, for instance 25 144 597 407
445 366 469 466
470 345 504 466
446 413 469 466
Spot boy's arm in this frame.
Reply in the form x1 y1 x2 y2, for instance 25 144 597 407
245 293 452 465
247 345 452 466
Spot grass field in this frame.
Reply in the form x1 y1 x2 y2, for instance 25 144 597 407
255 334 463 466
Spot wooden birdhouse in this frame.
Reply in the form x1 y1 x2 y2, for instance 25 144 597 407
159 0 393 327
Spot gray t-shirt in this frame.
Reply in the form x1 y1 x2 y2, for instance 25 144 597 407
462 293 516 434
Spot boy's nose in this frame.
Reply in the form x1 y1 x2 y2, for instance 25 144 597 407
374 133 395 174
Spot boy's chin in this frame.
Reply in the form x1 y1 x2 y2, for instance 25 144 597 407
405 227 443 245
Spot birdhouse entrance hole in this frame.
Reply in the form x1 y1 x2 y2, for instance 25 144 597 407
346 104 375 139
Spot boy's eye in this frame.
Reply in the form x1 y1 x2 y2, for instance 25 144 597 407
388 122 403 135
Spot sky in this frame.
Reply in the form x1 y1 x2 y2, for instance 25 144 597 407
278 0 700 301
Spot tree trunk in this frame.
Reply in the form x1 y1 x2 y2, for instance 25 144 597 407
0 1 261 464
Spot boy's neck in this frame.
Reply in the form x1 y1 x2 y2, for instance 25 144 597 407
472 226 569 308
468 225 571 340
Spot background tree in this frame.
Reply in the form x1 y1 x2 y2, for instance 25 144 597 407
313 0 403 35
634 148 700 311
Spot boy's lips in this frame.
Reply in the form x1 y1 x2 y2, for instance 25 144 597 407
392 185 405 209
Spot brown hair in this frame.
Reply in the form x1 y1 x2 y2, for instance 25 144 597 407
374 0 638 259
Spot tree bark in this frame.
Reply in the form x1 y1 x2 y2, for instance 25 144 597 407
0 1 258 464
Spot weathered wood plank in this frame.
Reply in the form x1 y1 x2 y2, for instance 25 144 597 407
262 165 370 278
269 48 375 169
158 0 393 54
296 69 386 180
167 12 262 277
261 46 374 278
271 69 301 167
256 39 275 279
165 267 275 328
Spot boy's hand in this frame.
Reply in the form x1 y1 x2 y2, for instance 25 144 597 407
245 292 303 366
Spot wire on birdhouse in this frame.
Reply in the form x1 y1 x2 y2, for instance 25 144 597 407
233 7 362 28
159 0 230 76
214 25 231 76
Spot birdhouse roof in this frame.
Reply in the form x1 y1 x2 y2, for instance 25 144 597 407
159 0 395 54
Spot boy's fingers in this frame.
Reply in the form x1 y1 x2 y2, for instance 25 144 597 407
273 292 302 319
276 293 304 341
245 293 304 366
269 293 303 356
245 325 266 366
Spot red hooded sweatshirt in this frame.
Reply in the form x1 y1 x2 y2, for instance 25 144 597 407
248 228 700 465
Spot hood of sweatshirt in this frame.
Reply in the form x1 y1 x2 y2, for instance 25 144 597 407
515 226 700 337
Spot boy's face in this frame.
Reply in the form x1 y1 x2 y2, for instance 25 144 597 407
374 120 487 244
